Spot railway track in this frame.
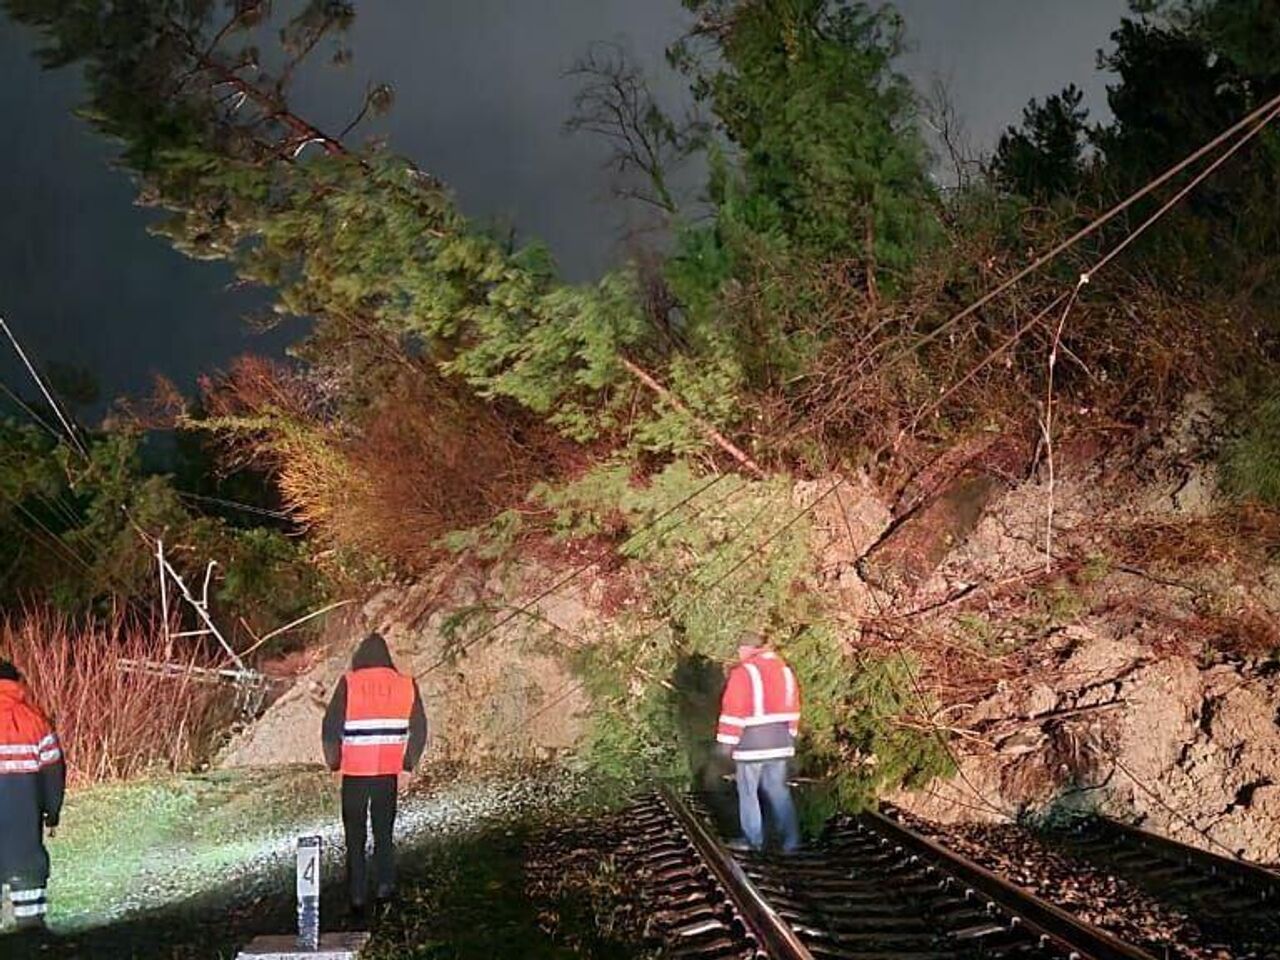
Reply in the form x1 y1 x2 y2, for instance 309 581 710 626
621 789 1156 960
1044 814 1280 957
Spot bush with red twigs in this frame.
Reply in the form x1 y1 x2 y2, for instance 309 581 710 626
1 608 229 786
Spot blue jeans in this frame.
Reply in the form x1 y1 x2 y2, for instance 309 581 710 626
736 759 800 852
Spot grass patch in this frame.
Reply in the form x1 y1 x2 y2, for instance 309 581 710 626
6 765 648 960
43 766 335 929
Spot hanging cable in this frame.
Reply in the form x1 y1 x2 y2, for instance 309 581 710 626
873 87 1280 374
0 379 61 443
414 469 746 679
0 315 89 459
176 490 294 522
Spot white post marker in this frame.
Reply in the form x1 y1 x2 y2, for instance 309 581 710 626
297 835 321 950
235 835 369 960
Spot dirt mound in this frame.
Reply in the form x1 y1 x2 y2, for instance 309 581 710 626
891 629 1280 861
873 430 1280 863
219 560 600 769
220 431 1280 866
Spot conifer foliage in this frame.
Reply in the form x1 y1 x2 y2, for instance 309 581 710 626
672 0 938 271
9 0 1280 799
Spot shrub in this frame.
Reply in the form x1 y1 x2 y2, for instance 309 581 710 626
1221 386 1280 507
0 608 228 785
199 356 547 569
537 460 951 804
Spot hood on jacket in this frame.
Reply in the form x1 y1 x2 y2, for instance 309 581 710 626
0 677 29 704
351 632 396 671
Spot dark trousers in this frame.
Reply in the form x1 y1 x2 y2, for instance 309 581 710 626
1 786 50 931
340 775 398 906
2 857 50 931
4 878 48 931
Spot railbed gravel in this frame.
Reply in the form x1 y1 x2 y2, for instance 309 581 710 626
894 811 1241 960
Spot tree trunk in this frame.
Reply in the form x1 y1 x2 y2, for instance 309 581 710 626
859 469 1004 595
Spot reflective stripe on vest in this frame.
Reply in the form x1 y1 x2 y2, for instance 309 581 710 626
340 667 414 776
0 680 61 777
715 652 800 761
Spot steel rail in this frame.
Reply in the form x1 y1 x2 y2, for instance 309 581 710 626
659 786 815 960
862 809 1156 960
1095 815 1280 900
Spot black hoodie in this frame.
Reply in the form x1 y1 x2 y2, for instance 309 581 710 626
321 633 428 772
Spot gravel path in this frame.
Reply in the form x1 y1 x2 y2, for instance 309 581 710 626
120 768 590 921
8 765 601 959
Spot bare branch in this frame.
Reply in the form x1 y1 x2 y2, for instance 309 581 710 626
922 74 979 191
564 42 702 217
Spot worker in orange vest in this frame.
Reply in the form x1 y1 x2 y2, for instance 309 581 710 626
715 637 801 852
0 659 64 934
322 633 427 919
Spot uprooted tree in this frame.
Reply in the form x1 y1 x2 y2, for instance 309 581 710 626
5 0 1280 797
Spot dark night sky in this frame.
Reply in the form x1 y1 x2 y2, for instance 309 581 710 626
0 1 1129 417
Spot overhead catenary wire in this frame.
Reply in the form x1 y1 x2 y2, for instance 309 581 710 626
505 466 830 677
490 483 846 741
1086 96 1280 278
1 380 295 528
494 232 1241 819
176 490 295 522
495 467 974 754
10 34 1280 825
469 471 772 662
414 469 744 680
461 472 859 749
454 471 834 757
0 378 61 443
906 93 1280 443
0 488 98 576
0 487 173 626
0 323 302 662
1037 98 1280 569
867 98 1280 532
877 86 1280 374
904 91 1280 580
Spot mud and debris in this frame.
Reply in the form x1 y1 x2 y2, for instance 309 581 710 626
219 561 600 769
226 402 1280 865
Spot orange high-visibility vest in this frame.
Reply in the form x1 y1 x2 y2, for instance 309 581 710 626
716 651 800 761
0 680 62 776
340 667 415 776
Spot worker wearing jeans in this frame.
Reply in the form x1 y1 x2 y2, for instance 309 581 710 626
715 639 801 853
734 756 800 852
